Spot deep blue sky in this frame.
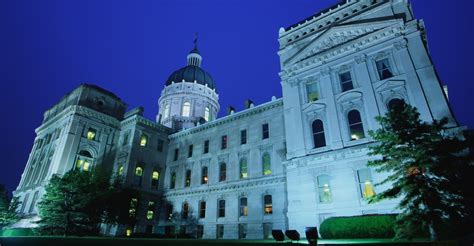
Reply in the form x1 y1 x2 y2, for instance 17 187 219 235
1 0 473 194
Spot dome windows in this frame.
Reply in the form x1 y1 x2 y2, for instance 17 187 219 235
182 102 191 117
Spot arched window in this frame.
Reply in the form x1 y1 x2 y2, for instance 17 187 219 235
348 110 365 140
317 175 332 203
388 98 405 112
262 153 271 175
75 150 93 172
182 102 191 117
263 195 273 215
240 158 248 179
204 107 210 121
133 166 143 186
185 169 191 187
219 163 227 182
182 202 189 219
201 167 208 184
151 170 160 188
170 172 176 189
163 104 170 119
312 119 326 148
357 168 375 198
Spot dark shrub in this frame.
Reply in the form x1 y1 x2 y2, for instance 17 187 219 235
320 214 396 239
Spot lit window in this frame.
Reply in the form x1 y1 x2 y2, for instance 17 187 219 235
75 150 93 172
339 71 354 92
163 104 170 119
182 102 191 117
140 134 148 147
204 107 210 121
388 98 405 112
264 195 273 215
147 201 155 220
182 202 189 219
151 170 160 188
221 135 227 150
126 228 133 237
118 165 124 175
170 172 176 189
376 58 393 80
241 130 247 145
133 166 143 186
306 82 319 102
203 140 209 154
129 198 138 218
87 128 96 140
240 197 248 216
199 201 206 218
262 123 269 139
348 110 365 140
219 163 227 182
357 169 376 198
240 158 248 179
185 170 191 187
317 175 332 203
262 153 271 175
312 119 326 148
201 167 208 184
218 200 225 217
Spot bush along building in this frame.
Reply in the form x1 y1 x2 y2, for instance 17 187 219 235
13 0 460 239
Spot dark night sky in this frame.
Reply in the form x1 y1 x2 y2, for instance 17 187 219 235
1 0 473 194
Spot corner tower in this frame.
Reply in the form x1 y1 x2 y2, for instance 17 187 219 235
157 39 219 131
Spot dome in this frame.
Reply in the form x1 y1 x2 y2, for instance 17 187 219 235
165 65 217 91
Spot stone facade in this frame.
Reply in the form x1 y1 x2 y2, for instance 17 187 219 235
13 0 458 239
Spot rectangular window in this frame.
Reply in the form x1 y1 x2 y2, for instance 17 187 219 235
239 197 248 216
170 172 176 189
188 145 193 158
197 225 204 239
262 123 269 139
199 201 206 218
122 132 130 146
173 148 179 161
218 200 225 217
240 130 247 145
239 224 247 239
357 169 376 199
147 201 155 220
221 135 227 150
240 159 248 179
264 195 273 215
201 167 208 184
140 134 148 147
317 175 332 203
203 140 209 154
129 198 138 218
217 224 224 239
219 163 227 182
263 223 273 239
306 82 319 102
157 139 164 152
87 128 96 141
185 170 191 187
339 71 354 92
376 58 394 80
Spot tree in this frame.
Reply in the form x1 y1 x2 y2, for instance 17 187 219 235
0 185 20 229
367 103 473 240
35 169 111 236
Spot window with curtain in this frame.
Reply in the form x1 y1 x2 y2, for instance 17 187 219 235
306 82 319 102
182 102 191 117
263 195 273 215
240 197 248 216
376 58 393 80
317 175 332 203
151 170 160 188
240 158 248 179
357 168 375 198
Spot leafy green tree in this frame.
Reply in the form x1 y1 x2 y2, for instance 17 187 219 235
35 169 111 236
0 185 20 229
367 103 473 240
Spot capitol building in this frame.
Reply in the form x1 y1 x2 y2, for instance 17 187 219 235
13 0 458 239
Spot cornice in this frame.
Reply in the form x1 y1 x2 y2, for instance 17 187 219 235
163 175 286 198
121 114 172 133
168 98 283 140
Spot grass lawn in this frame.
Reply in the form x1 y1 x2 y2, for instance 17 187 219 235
0 237 458 246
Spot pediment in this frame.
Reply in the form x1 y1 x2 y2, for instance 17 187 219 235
284 19 403 66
